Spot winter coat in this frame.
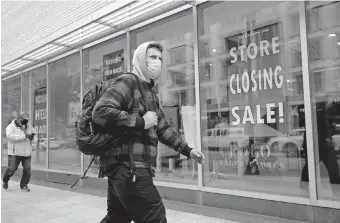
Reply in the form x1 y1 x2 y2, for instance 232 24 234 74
92 73 191 172
6 120 37 157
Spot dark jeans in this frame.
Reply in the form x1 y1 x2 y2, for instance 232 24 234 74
101 165 166 223
3 155 31 188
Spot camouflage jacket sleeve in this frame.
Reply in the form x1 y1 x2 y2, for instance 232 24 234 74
156 108 192 158
92 74 144 130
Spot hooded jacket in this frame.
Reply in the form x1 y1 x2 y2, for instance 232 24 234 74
6 119 36 157
92 42 192 175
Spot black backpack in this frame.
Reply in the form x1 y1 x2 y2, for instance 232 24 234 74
76 80 116 157
71 73 142 188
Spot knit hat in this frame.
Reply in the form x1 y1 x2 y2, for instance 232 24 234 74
19 112 30 120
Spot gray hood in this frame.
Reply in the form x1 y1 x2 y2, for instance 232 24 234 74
132 41 163 84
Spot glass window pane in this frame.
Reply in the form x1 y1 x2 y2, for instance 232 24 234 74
48 53 81 172
82 35 127 175
131 9 197 185
23 66 47 169
199 1 308 197
306 1 340 201
2 76 21 165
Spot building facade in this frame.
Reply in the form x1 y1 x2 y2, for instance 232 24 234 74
2 1 340 222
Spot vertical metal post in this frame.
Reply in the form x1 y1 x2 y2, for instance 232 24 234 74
193 3 203 190
46 62 50 169
0 79 2 161
80 48 84 174
28 74 32 119
20 72 23 113
299 1 317 204
126 30 131 72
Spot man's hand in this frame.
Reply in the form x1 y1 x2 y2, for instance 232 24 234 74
190 149 205 164
143 111 158 129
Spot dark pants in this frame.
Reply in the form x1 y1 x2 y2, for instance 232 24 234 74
3 155 31 188
301 147 340 186
101 165 166 223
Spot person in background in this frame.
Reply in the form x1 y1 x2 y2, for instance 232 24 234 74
300 110 340 193
3 112 36 192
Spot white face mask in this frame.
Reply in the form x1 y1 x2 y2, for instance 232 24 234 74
146 59 162 80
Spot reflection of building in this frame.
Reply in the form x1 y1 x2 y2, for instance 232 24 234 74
2 1 340 222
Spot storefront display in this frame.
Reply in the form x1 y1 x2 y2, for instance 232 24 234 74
1 76 21 165
22 67 47 170
2 1 340 219
48 53 81 172
199 1 308 197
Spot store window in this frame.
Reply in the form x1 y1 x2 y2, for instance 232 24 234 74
306 1 340 201
22 66 47 169
48 53 81 172
82 35 127 174
130 9 198 185
2 76 21 165
199 1 308 197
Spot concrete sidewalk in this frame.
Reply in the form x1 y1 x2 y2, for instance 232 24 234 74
1 181 239 223
1 179 311 223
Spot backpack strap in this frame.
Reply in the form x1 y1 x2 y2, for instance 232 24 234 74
123 72 157 180
123 72 144 182
71 156 96 188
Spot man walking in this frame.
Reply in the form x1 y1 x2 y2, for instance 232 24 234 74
3 112 36 192
93 41 204 223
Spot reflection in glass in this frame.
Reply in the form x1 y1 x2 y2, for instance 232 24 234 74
2 77 21 165
82 36 127 175
131 10 198 184
306 1 340 201
48 53 81 171
22 66 47 169
199 1 308 197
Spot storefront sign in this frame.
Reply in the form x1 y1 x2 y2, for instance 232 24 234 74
229 29 285 126
34 79 47 89
103 49 124 81
33 87 47 138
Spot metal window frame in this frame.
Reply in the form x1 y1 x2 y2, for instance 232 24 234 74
80 47 84 174
126 30 131 72
202 186 311 205
47 49 81 64
2 72 21 81
21 63 47 75
299 1 318 205
46 62 50 169
192 3 203 191
20 72 23 113
28 74 32 124
82 30 127 50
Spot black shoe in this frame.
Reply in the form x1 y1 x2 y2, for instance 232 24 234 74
21 186 30 192
3 182 8 190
